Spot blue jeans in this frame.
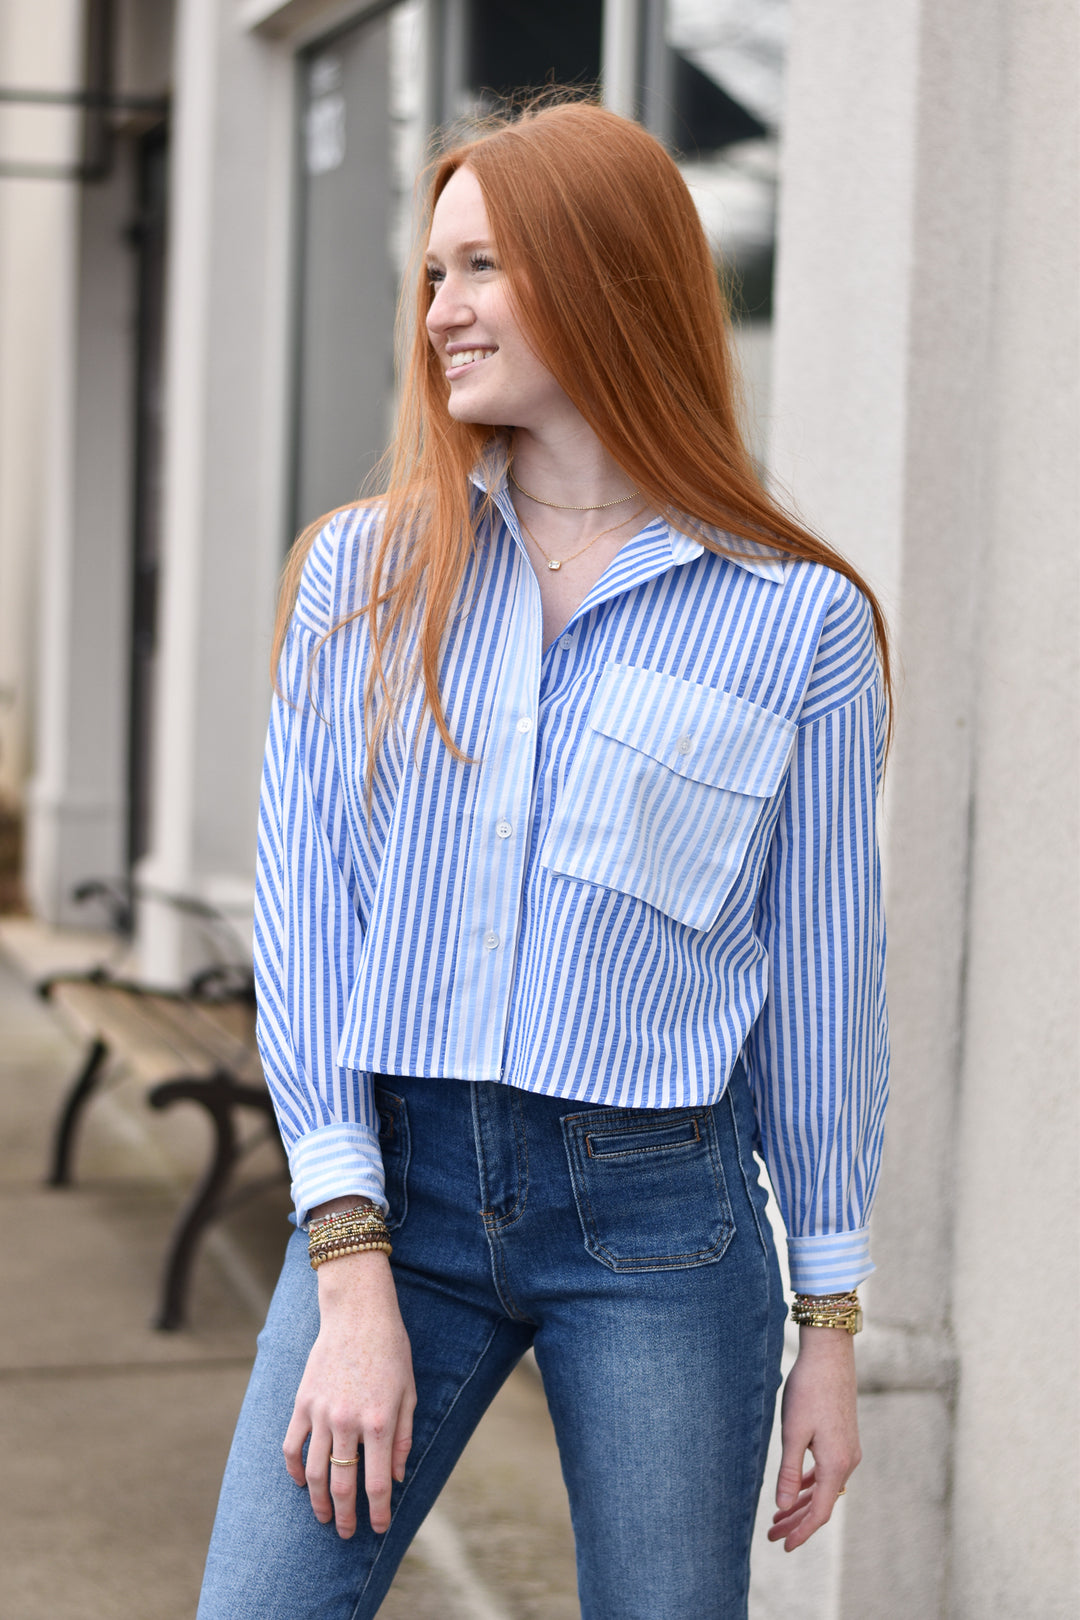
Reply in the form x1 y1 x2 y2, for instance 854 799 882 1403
198 1063 785 1619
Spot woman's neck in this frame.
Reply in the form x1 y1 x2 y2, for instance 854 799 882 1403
508 426 636 510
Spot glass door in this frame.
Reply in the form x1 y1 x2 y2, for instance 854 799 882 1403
292 11 398 531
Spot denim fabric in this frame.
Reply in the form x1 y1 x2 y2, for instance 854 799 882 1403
198 1063 785 1620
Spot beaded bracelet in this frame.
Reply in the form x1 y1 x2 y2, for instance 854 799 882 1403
790 1290 862 1334
307 1204 392 1270
310 1237 393 1269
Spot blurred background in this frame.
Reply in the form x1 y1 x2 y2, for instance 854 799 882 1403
0 2 1075 1617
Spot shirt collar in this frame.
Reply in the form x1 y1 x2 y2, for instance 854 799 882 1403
469 450 789 585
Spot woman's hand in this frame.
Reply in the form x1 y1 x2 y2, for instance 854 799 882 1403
768 1326 861 1551
283 1244 416 1539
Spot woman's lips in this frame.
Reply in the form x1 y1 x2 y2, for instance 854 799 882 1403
446 346 497 379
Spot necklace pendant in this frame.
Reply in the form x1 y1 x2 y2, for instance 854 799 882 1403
547 559 562 571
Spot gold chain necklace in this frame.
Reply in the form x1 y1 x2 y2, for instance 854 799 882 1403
509 466 640 512
516 504 643 572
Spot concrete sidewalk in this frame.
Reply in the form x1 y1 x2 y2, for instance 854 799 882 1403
0 950 579 1620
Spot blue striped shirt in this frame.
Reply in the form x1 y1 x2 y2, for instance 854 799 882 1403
254 459 889 1293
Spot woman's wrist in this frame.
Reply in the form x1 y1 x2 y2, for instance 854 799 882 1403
317 1244 392 1294
308 1194 377 1225
796 1322 857 1355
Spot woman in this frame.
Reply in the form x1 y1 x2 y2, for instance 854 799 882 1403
199 99 889 1620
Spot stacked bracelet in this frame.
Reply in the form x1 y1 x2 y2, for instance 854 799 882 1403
791 1290 862 1334
307 1205 392 1270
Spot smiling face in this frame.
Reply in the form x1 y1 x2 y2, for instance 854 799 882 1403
424 166 573 434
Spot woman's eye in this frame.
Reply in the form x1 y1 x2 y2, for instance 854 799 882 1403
426 266 445 287
470 254 497 272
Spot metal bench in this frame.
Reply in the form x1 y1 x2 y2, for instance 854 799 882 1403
42 970 286 1329
16 881 288 1330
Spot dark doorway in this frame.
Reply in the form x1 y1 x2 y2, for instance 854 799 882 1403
126 123 168 873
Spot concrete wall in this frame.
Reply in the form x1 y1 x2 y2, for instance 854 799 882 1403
770 1 1079 1614
948 1 1078 1612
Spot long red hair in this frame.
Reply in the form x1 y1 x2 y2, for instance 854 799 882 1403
275 97 890 768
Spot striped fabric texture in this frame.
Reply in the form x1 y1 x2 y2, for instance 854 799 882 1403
254 460 889 1293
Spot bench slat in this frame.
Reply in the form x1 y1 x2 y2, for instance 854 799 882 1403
49 982 263 1087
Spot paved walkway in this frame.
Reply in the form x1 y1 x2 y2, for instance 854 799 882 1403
0 927 827 1618
0 947 579 1620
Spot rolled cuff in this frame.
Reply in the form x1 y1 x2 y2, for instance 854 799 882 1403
786 1226 875 1294
288 1121 386 1228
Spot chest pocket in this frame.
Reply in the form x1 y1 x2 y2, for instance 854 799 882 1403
540 663 797 932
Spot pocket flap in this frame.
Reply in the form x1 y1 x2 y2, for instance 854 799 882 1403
588 664 797 796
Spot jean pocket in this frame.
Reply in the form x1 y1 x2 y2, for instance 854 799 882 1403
561 1104 735 1272
373 1084 410 1232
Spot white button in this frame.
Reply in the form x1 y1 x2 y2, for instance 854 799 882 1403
516 716 533 734
496 820 512 839
484 931 500 950
559 635 574 650
676 734 693 755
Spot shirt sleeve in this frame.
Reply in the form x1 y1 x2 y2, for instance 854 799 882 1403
742 574 889 1294
253 521 385 1226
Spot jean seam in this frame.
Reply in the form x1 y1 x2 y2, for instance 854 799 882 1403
470 1084 531 1319
482 1220 534 1322
347 1318 508 1620
726 1075 785 1601
472 1084 530 1227
725 1077 772 1263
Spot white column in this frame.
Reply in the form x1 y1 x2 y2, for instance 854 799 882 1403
23 132 138 923
602 0 640 118
0 0 81 813
769 2 1078 1615
136 0 294 981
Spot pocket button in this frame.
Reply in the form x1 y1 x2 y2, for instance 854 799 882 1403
676 733 693 755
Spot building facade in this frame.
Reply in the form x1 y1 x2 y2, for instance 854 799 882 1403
0 1 1076 1614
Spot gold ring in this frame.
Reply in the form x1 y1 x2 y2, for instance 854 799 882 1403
836 1487 847 1498
329 1453 360 1468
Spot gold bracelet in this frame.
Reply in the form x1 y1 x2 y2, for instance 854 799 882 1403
307 1204 384 1234
791 1290 862 1334
309 1214 390 1241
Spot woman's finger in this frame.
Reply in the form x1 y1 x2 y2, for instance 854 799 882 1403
767 1486 815 1542
391 1392 415 1484
770 1486 814 1525
775 1433 812 1511
778 1469 847 1551
362 1409 396 1535
282 1408 310 1488
304 1425 334 1523
328 1436 362 1539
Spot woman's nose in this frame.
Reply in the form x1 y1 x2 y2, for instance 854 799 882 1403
426 277 471 338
